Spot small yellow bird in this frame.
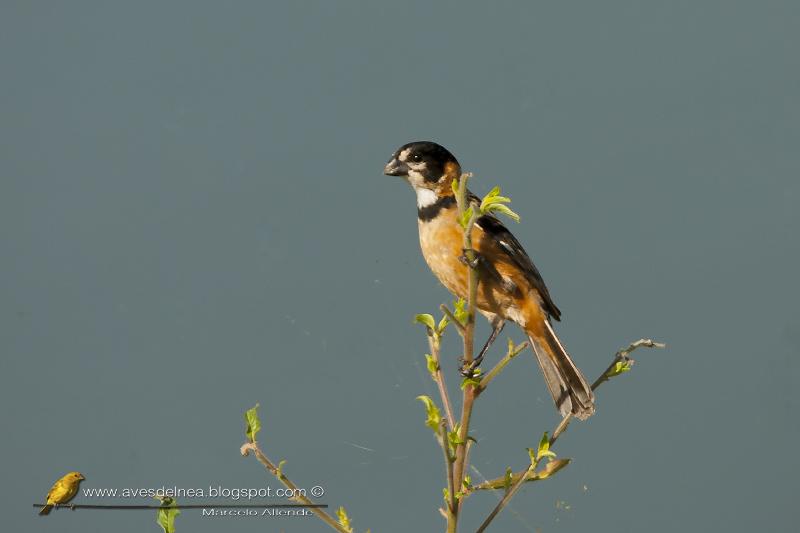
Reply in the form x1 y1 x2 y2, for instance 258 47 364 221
39 471 85 515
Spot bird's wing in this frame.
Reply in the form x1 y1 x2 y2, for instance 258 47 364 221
48 480 73 503
45 482 60 502
474 211 562 321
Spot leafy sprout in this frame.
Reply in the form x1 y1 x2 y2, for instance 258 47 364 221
480 186 520 223
155 497 180 533
244 403 261 443
416 395 442 433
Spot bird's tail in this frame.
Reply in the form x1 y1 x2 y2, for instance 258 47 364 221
39 504 52 515
527 320 595 420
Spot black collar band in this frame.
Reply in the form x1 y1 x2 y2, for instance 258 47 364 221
418 195 456 222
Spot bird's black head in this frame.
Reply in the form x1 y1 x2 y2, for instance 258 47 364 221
384 141 461 189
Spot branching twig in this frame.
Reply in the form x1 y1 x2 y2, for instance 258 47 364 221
240 442 350 533
439 304 466 336
550 338 666 446
473 338 665 530
592 338 666 390
450 174 481 526
475 463 535 533
477 340 529 393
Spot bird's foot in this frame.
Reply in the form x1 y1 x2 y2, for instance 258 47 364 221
458 249 481 269
458 355 484 378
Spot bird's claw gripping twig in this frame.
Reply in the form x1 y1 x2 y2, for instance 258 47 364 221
458 249 481 269
458 355 483 378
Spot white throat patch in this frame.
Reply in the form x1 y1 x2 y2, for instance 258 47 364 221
415 187 438 208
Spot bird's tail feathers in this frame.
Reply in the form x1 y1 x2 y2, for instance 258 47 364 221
528 320 595 420
39 504 52 515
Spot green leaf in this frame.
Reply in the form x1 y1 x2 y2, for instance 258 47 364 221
443 487 450 504
156 497 180 533
437 314 450 335
488 194 512 206
461 375 481 390
453 298 468 326
276 460 287 478
606 359 634 379
416 395 442 432
484 203 520 223
448 427 465 447
537 432 556 460
527 447 537 465
244 403 261 443
538 431 549 454
462 475 472 490
479 185 520 222
451 178 459 197
414 313 436 332
504 467 514 490
425 354 439 376
336 506 353 532
458 206 474 229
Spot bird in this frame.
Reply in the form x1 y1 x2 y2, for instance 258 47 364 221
39 471 85 515
384 141 595 420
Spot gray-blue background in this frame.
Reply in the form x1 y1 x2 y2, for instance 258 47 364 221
2 1 798 532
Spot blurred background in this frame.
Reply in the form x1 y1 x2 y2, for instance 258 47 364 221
1 1 798 531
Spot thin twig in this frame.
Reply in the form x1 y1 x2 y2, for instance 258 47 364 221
474 338 665 530
477 341 529 392
475 463 535 533
592 338 666 390
439 420 457 518
33 503 328 510
241 442 349 533
427 332 456 431
551 338 666 447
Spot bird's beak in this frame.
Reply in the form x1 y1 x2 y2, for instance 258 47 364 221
78 474 85 480
384 158 408 177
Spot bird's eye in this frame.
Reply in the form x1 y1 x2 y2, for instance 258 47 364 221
411 154 423 162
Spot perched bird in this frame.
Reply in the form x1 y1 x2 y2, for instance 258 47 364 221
39 471 85 515
384 141 595 419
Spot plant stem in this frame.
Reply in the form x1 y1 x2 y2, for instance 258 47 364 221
440 420 457 528
241 442 350 533
450 174 481 526
427 332 456 431
477 341 529 392
475 463 536 533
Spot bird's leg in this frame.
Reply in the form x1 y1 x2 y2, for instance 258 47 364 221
69 504 76 511
460 319 505 376
474 319 505 368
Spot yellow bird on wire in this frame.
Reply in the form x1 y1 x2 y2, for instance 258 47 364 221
39 471 85 515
